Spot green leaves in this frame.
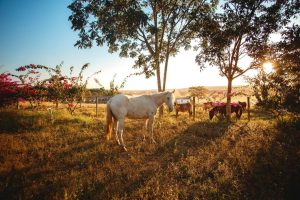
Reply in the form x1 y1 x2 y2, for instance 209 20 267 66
68 0 216 90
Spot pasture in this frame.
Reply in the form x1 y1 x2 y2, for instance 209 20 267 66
0 102 299 199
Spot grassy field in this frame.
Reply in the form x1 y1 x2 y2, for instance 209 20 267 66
0 103 299 199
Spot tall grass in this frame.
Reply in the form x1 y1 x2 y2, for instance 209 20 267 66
0 104 299 199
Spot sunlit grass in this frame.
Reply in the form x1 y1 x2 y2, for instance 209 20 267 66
0 104 299 199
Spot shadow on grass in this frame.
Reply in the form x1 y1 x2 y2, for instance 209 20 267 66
240 121 300 199
0 110 49 133
0 109 102 134
119 120 231 197
1 115 257 199
250 109 275 120
0 141 108 199
154 120 229 157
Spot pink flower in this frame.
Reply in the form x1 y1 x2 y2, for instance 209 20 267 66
17 66 26 71
64 83 71 89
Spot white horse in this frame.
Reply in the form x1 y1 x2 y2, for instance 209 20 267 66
105 90 175 151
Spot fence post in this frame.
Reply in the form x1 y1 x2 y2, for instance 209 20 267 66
247 96 250 121
193 96 196 121
96 96 98 117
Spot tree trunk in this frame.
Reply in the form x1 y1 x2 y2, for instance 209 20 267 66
156 65 162 92
157 64 164 117
155 56 164 117
226 78 233 121
162 51 170 92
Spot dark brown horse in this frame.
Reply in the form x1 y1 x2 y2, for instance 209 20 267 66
175 102 192 118
238 101 247 110
209 103 243 120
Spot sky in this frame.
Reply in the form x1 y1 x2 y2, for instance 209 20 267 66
0 0 262 90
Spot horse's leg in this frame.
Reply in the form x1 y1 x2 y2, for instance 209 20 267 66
148 115 156 144
118 118 127 151
143 119 148 141
114 120 120 145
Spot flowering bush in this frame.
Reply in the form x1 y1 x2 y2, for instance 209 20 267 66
15 63 100 114
14 64 49 109
2 63 101 113
0 73 20 107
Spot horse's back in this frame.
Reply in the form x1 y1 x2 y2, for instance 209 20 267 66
109 94 156 119
127 95 157 118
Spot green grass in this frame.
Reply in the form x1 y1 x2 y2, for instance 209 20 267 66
0 105 299 199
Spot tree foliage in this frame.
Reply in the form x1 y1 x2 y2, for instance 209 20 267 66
249 25 300 113
68 0 217 91
188 86 208 100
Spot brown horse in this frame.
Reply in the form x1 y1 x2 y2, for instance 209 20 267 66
209 103 243 120
203 102 214 111
238 101 247 110
175 102 192 118
174 98 192 118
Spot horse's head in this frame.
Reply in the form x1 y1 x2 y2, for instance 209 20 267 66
209 108 215 120
164 90 175 112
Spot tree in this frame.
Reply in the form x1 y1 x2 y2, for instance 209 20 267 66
272 25 300 113
196 0 299 120
249 25 300 113
188 86 208 101
68 0 217 93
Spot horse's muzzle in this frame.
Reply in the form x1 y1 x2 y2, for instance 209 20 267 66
169 107 173 112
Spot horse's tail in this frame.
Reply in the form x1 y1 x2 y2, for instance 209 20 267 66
105 103 113 140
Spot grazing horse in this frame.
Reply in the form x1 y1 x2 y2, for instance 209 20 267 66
105 91 175 151
209 103 243 120
238 101 247 110
175 99 192 118
203 101 214 111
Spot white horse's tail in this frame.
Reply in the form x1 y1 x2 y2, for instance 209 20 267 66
105 103 113 140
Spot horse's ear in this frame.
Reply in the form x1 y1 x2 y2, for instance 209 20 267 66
172 89 175 93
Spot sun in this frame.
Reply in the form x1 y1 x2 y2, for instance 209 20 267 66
263 62 274 73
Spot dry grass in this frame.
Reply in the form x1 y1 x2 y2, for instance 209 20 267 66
0 104 299 199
